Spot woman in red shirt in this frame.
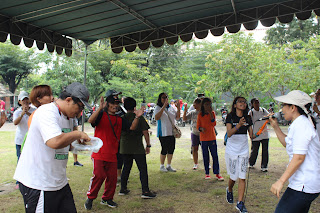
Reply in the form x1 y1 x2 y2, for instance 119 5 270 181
197 98 224 180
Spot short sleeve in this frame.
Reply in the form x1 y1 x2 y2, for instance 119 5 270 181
91 111 104 127
140 117 150 131
36 107 62 143
13 108 21 121
226 114 232 124
291 126 312 155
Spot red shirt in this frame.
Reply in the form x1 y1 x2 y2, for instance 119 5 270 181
91 112 122 162
196 111 217 141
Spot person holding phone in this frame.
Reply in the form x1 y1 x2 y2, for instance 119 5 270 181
154 92 180 172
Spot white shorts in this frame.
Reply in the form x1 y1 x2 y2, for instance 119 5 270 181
225 153 249 181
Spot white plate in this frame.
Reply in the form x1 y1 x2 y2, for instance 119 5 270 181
71 136 103 155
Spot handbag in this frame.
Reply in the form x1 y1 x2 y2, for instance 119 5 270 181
164 109 182 138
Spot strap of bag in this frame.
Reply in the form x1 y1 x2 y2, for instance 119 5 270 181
107 113 120 143
163 108 175 127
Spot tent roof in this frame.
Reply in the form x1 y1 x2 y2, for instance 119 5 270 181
0 83 14 97
0 0 319 55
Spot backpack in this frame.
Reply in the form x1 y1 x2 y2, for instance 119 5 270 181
224 117 232 146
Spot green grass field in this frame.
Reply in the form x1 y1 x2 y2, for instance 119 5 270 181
0 130 319 213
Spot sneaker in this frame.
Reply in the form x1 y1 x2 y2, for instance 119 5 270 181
166 166 176 172
215 174 224 181
236 201 248 213
74 161 83 167
84 198 93 210
261 167 268 172
100 199 118 208
226 187 233 204
160 165 168 172
119 189 130 195
193 164 198 170
205 175 211 180
141 191 157 199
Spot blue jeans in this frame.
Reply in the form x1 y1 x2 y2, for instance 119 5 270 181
201 140 220 175
16 144 21 184
16 144 21 161
275 187 319 213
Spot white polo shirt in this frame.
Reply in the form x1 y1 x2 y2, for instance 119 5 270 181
285 115 320 193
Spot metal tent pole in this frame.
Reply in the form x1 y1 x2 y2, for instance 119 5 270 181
82 44 88 132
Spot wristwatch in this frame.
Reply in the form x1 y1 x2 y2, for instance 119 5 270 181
146 144 151 148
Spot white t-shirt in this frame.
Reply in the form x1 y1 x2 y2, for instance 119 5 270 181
13 106 36 145
14 103 75 191
185 110 200 136
248 107 269 141
285 115 320 193
154 105 177 137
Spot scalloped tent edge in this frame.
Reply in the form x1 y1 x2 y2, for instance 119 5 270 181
111 8 320 53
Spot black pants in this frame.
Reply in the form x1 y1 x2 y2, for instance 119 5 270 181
121 154 149 193
249 138 269 168
19 182 76 213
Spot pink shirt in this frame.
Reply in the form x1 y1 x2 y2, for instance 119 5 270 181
0 100 5 111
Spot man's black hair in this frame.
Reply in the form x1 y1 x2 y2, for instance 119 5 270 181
124 97 136 111
59 91 81 104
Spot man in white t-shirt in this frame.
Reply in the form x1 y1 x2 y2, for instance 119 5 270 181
248 98 270 172
14 82 91 213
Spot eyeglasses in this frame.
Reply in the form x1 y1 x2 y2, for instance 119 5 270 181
161 96 168 99
237 100 247 104
76 102 84 111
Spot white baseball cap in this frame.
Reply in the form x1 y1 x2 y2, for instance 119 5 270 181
274 90 312 115
18 91 29 101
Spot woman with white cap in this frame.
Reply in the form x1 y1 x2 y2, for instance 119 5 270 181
269 90 320 213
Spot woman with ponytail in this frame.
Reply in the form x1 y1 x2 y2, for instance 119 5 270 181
269 90 320 213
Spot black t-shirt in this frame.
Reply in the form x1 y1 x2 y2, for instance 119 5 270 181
226 113 252 134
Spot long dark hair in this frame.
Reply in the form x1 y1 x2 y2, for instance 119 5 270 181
200 97 212 117
229 96 249 117
157 92 167 107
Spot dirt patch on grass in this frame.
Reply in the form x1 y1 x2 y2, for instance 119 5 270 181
0 183 16 195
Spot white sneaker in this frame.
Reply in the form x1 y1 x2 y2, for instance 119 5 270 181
193 164 198 170
160 165 168 172
166 166 176 172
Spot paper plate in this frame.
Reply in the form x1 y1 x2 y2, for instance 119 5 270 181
71 136 103 155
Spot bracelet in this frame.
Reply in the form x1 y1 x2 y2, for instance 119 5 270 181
254 133 259 137
146 144 151 148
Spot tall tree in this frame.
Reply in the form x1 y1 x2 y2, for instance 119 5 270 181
0 43 35 94
204 33 264 98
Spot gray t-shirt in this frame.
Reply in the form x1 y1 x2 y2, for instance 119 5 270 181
185 109 200 136
248 107 269 141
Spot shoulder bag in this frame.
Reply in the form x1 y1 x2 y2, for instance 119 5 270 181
164 109 182 138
